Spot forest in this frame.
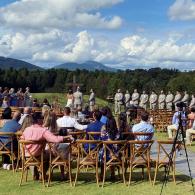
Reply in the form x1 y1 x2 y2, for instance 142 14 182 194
0 67 195 98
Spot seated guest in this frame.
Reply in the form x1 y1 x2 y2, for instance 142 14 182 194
43 110 57 133
100 106 112 125
41 98 51 107
21 112 71 180
20 115 33 132
167 102 187 139
132 111 154 141
0 111 21 169
84 111 103 150
82 104 92 118
77 106 85 121
0 107 12 127
186 107 195 145
99 110 119 180
18 107 32 125
32 98 40 107
56 107 88 131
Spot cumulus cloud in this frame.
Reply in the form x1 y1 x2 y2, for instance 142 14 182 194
1 30 195 70
169 0 195 21
0 0 123 30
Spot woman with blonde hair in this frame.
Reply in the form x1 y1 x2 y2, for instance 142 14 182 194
43 110 57 133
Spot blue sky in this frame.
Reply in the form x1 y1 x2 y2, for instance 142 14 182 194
0 0 195 70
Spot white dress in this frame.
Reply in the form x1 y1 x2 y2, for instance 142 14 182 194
66 94 74 107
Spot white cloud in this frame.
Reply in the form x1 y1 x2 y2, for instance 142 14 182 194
0 0 123 30
169 0 195 21
1 30 195 70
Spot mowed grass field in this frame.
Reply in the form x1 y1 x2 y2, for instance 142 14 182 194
0 168 194 195
1 93 195 194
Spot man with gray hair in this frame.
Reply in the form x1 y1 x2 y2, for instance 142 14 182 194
19 107 32 125
73 86 83 109
114 89 123 114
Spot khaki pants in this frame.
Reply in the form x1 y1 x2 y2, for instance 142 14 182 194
186 129 195 145
167 124 177 139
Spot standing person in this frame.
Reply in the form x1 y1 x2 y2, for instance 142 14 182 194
89 89 95 112
131 89 139 106
24 87 31 107
158 90 166 109
139 91 148 110
17 88 24 107
124 90 131 108
166 91 174 111
0 87 3 106
190 95 195 108
182 91 189 107
9 88 17 107
73 86 83 109
167 102 187 139
149 91 157 110
173 91 182 110
66 89 74 108
114 89 123 114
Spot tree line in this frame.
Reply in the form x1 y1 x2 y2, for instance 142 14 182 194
0 67 195 98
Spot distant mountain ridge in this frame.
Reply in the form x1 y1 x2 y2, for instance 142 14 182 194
0 56 42 70
53 60 116 71
0 56 116 72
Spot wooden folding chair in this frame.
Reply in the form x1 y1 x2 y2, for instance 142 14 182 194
74 140 102 187
102 140 127 187
19 140 46 186
68 131 86 159
153 140 181 185
0 132 16 172
15 131 22 171
47 140 72 187
87 132 101 140
127 140 154 185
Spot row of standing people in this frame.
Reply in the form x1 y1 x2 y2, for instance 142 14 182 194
0 87 32 107
114 89 195 114
66 87 95 111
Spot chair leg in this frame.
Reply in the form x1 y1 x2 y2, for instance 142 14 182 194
122 161 126 185
11 155 15 173
19 167 25 186
172 165 176 184
25 168 28 182
146 166 151 183
41 165 45 187
153 163 158 186
128 165 133 186
95 164 99 187
47 166 52 187
68 162 72 187
141 167 144 180
74 164 80 187
102 163 106 188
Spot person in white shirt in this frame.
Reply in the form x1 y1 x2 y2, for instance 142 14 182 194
56 107 88 131
18 107 32 125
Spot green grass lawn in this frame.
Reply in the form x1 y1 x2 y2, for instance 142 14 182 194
0 167 194 195
32 93 108 108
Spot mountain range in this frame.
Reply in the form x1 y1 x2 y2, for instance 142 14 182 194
0 56 116 72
